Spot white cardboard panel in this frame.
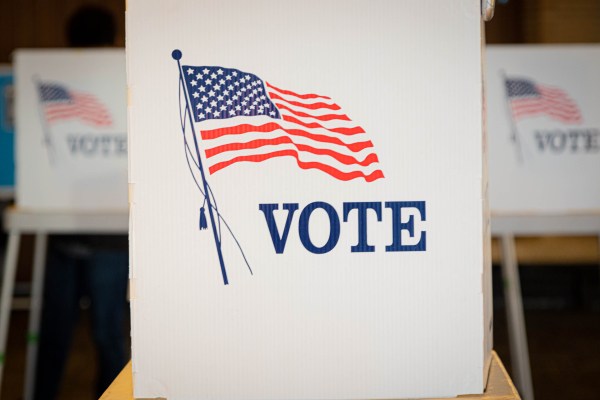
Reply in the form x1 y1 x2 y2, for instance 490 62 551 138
15 49 127 211
487 45 600 215
128 1 491 399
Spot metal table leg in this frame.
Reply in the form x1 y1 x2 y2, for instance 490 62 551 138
500 234 534 400
24 233 48 400
0 232 21 398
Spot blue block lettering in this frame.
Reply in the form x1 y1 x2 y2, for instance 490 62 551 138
385 201 426 252
298 202 340 254
259 203 299 254
343 202 382 252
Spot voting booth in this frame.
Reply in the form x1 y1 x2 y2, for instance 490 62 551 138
486 45 600 400
14 49 128 210
127 1 492 399
487 45 600 214
0 49 129 398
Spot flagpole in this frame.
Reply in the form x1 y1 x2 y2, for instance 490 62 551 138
172 49 229 285
500 70 523 163
32 76 55 164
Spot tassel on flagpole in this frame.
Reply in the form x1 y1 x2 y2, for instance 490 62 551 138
199 207 208 230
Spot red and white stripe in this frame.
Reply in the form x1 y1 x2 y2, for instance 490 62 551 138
198 83 384 182
511 85 582 124
44 92 112 127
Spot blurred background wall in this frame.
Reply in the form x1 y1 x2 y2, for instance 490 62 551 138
0 0 599 60
487 0 600 44
0 0 125 63
1 0 600 63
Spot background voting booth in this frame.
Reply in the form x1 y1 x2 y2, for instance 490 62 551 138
128 1 492 399
487 45 600 400
0 50 128 399
15 50 127 211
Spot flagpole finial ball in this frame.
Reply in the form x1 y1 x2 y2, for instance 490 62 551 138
171 49 182 60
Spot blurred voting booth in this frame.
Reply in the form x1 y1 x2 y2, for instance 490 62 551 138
15 50 127 211
487 45 600 400
0 66 14 197
488 45 600 214
127 1 492 399
0 50 128 399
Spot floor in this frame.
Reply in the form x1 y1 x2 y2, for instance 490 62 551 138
493 264 600 400
3 309 107 400
0 265 599 400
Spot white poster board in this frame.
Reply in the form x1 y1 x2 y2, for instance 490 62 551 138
15 49 127 211
128 1 491 399
487 45 600 215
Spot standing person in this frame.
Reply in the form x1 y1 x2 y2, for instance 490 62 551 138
34 5 129 400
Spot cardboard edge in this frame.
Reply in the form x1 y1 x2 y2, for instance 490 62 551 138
483 349 494 391
481 15 494 393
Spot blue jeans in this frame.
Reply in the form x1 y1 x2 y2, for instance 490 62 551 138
34 237 128 400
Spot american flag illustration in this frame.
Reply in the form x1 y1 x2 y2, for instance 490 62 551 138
181 66 384 182
505 78 582 124
38 82 112 127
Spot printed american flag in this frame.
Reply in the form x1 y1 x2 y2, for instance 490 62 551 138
505 78 582 124
38 82 112 127
182 66 384 182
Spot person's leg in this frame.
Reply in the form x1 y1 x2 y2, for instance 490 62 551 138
86 249 128 397
34 237 80 400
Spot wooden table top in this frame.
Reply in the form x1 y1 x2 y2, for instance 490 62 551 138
99 351 520 400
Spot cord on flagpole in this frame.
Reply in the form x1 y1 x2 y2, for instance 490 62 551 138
181 139 253 275
175 53 252 275
173 49 258 283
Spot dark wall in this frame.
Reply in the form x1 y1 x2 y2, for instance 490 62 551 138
0 0 125 62
0 0 598 63
487 0 600 44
